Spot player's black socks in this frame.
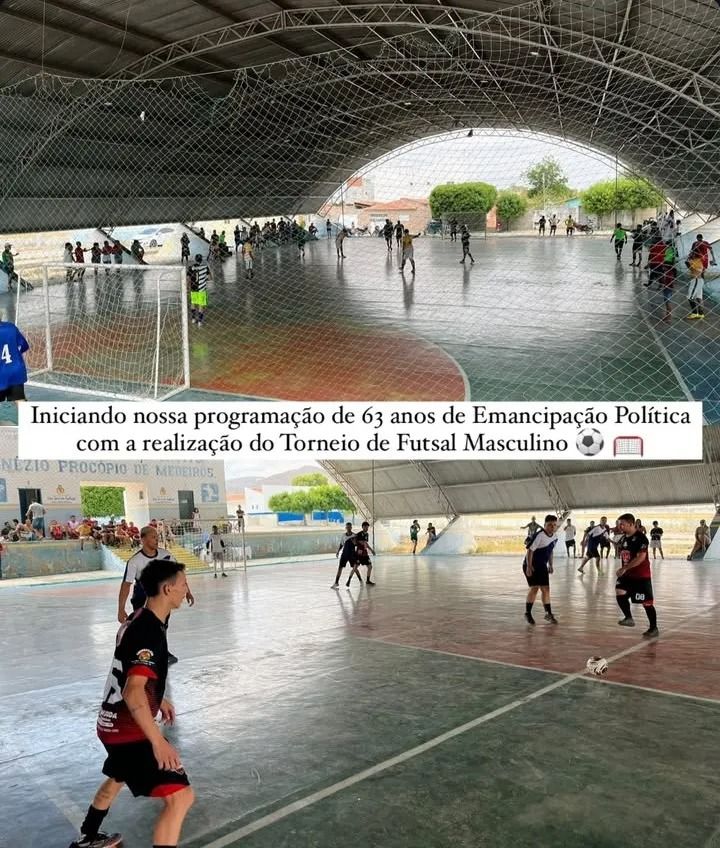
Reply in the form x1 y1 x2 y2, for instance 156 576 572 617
616 594 632 619
543 603 552 615
526 602 533 616
80 805 108 837
644 604 657 628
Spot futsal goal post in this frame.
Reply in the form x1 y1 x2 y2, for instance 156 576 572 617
13 263 190 401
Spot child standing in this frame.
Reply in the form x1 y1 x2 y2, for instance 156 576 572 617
207 525 227 578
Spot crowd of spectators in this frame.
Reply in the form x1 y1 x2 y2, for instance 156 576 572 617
0 515 190 549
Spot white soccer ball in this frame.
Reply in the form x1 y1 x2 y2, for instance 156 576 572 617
576 428 604 456
586 656 608 676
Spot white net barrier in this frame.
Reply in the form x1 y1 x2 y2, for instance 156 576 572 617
0 0 717 409
13 264 187 400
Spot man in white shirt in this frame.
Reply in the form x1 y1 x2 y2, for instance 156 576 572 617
26 500 46 538
578 517 609 573
564 518 576 557
118 525 195 664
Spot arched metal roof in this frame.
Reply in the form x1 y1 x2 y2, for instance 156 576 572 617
0 0 718 230
323 426 720 518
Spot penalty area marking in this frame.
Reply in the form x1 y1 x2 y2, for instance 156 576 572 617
200 601 720 847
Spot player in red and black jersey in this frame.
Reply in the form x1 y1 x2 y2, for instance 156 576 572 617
355 520 376 585
68 560 194 848
615 512 659 638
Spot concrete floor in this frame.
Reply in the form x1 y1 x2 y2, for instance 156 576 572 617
2 554 719 847
4 235 719 418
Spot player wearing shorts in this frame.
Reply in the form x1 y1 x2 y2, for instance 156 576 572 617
649 521 664 559
615 512 658 637
382 219 394 251
242 240 254 279
188 254 211 326
598 517 612 559
119 525 195 665
68 560 194 848
523 514 559 625
0 317 30 407
459 225 474 264
563 518 576 557
207 525 227 578
354 521 376 585
332 523 361 588
578 518 608 572
399 229 420 274
410 519 420 554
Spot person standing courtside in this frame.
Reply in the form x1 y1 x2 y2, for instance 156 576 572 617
564 518 576 558
68 560 194 848
0 315 30 412
118 525 195 664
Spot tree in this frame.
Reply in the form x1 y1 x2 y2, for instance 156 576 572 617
80 486 125 517
524 157 570 201
580 181 616 226
429 182 497 224
291 472 328 487
581 177 664 226
268 484 355 522
495 191 528 231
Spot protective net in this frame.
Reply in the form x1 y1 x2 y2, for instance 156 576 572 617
0 0 718 413
13 263 187 400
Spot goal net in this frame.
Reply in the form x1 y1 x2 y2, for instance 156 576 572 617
613 436 644 457
14 263 189 401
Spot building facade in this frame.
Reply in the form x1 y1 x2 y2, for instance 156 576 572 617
0 456 227 526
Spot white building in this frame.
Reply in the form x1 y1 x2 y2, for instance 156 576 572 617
0 455 227 527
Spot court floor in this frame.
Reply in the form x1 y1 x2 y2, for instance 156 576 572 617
5 235 720 418
2 554 719 847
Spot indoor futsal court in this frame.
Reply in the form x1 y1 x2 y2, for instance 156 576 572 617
2 554 719 848
6 235 720 418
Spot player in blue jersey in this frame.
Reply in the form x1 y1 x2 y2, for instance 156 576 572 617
0 318 30 407
523 514 559 625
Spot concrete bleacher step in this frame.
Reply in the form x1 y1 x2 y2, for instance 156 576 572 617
110 542 208 572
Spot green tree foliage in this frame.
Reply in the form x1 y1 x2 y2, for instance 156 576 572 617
268 485 355 516
80 486 125 517
495 191 529 230
291 472 328 487
581 181 616 219
581 177 664 223
524 157 570 201
429 182 497 221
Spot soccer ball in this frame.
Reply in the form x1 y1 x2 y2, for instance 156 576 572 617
576 428 604 456
586 656 609 676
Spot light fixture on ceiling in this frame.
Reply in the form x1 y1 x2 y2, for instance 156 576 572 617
530 50 540 56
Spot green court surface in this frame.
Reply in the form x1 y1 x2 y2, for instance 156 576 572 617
1 555 718 848
7 236 720 415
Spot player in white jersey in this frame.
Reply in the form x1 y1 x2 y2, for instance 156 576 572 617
207 525 227 578
118 525 195 664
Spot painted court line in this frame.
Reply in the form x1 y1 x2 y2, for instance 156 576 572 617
200 603 719 847
359 635 720 707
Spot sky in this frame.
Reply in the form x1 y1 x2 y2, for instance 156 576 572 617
353 133 618 201
225 459 319 480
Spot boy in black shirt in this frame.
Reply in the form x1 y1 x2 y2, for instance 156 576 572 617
333 523 361 588
69 560 194 848
355 520 377 585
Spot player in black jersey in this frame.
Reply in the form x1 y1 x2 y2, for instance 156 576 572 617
615 513 659 637
332 522 361 588
355 520 377 585
69 560 194 848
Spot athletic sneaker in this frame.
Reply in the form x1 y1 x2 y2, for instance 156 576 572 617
69 833 123 848
642 627 659 638
524 612 536 625
618 617 635 627
544 613 558 624
167 652 178 665
221 572 228 577
331 583 339 589
366 580 376 586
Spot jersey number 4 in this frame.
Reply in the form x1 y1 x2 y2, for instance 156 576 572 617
1 344 13 364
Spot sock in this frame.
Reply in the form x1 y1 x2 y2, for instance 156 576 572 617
644 604 657 629
543 603 552 615
81 805 108 838
616 594 632 618
525 602 533 616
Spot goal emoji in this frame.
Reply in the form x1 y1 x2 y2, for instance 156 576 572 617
613 436 644 457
